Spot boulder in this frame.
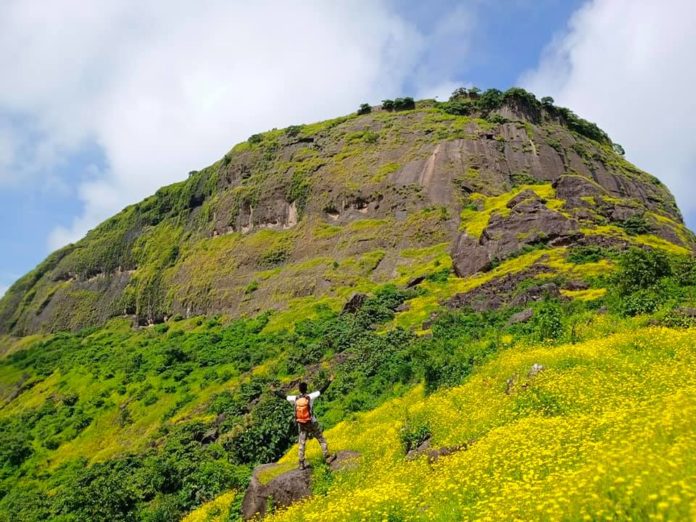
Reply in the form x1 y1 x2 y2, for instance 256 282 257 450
242 464 312 520
242 451 360 520
509 283 560 307
563 280 590 291
507 308 533 325
341 293 367 314
451 233 491 278
405 437 472 463
447 265 553 311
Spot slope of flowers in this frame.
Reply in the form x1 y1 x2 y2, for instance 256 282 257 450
265 326 696 521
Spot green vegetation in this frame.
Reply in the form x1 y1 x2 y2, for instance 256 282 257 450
356 103 371 115
2 239 696 520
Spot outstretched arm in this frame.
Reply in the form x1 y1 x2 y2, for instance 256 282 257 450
319 374 335 394
272 389 287 399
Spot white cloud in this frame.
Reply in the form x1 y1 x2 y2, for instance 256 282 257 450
522 0 696 222
0 0 475 250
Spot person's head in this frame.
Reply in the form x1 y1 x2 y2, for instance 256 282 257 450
299 382 308 394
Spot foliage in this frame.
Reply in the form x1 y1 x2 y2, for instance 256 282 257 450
357 103 371 115
612 247 672 296
619 214 653 235
566 245 616 264
399 418 431 453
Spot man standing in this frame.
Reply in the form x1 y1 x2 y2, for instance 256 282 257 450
286 381 335 470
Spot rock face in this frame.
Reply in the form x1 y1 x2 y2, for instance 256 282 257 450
242 451 360 520
242 464 312 520
0 98 693 335
452 191 580 277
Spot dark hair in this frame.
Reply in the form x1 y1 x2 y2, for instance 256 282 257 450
299 382 308 394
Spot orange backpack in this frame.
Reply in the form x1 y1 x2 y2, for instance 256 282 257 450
295 395 312 424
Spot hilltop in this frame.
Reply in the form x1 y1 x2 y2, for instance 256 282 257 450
1 88 696 522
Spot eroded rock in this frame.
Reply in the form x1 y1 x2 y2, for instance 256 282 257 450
507 308 533 325
242 451 360 520
452 192 580 278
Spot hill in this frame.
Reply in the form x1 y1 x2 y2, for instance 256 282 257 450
0 89 692 336
1 88 696 521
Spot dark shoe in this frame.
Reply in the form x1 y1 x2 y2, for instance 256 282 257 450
324 454 337 464
298 460 306 470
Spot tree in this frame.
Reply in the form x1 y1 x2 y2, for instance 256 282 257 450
393 97 415 111
450 87 468 100
381 99 395 111
477 88 504 112
541 96 555 107
613 143 626 156
357 103 372 115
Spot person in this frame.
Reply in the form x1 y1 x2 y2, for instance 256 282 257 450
285 380 335 470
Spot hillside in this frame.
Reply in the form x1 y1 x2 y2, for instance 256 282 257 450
1 88 696 521
0 90 692 336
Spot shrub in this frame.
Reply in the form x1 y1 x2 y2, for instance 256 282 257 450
357 103 372 115
477 88 504 112
285 125 303 138
613 248 671 296
393 97 415 111
621 288 665 316
567 245 614 264
439 100 473 116
399 418 431 453
619 214 652 235
381 99 395 112
532 300 564 342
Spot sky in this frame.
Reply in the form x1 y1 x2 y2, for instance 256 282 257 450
1 0 695 297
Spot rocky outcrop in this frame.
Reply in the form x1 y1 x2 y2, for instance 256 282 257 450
447 265 554 311
405 438 472 463
242 451 360 520
452 192 580 278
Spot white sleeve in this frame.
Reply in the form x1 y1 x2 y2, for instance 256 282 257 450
286 395 297 403
309 391 321 399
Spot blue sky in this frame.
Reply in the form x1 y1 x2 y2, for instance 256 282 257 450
0 0 694 296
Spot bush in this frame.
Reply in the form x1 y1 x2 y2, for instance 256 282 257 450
381 99 395 112
619 214 652 236
613 248 671 296
439 100 473 116
393 97 415 111
399 418 431 453
285 125 302 137
532 300 564 342
567 245 614 264
357 103 372 115
477 89 504 112
621 288 665 316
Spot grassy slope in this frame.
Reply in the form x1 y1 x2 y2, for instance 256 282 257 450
256 323 696 521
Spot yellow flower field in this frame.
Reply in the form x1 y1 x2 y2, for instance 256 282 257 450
261 327 696 521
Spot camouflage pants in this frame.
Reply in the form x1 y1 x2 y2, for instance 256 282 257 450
298 421 328 462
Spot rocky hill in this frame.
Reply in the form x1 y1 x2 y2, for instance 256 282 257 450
1 89 692 336
2 88 696 522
